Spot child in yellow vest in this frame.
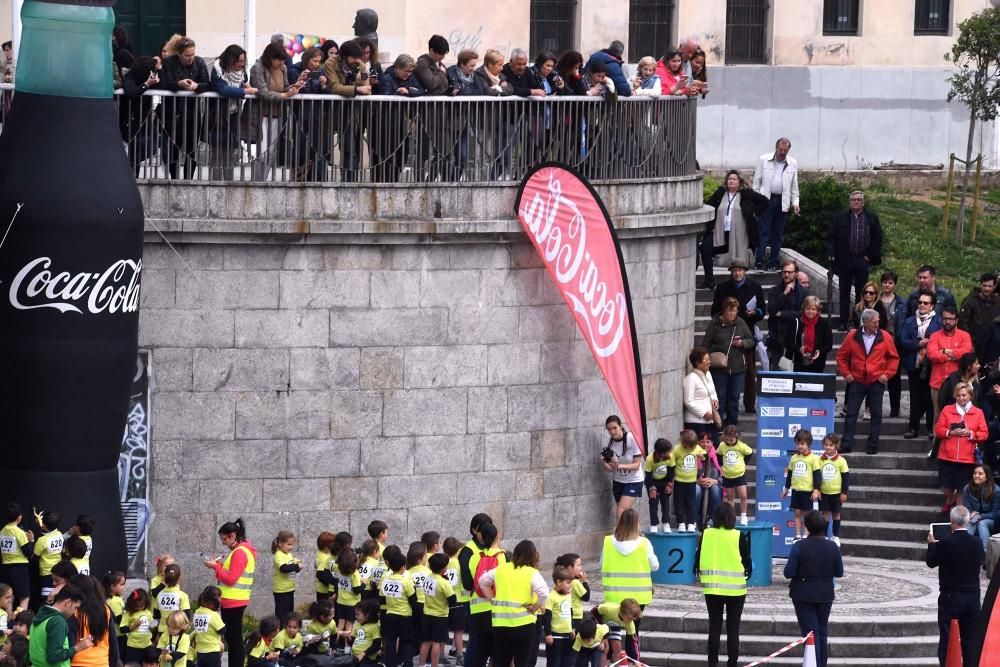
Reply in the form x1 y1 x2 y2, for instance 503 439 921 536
150 555 175 600
405 542 430 648
244 616 280 667
717 425 755 525
156 611 191 667
302 600 335 655
571 617 608 667
121 588 154 664
380 545 418 667
33 512 63 602
63 537 89 577
341 599 381 665
781 429 822 540
191 586 226 667
442 537 468 663
818 434 850 546
271 531 301 624
0 503 34 611
153 564 191 628
315 532 336 603
271 612 304 662
103 571 126 657
644 438 674 533
667 430 707 532
543 566 574 667
553 554 590 632
333 548 364 651
419 554 456 667
357 540 382 603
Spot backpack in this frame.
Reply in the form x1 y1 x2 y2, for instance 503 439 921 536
472 550 500 598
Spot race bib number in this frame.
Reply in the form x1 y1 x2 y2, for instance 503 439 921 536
78 564 91 576
0 536 16 554
359 563 371 579
137 616 150 634
445 568 458 586
371 567 386 586
337 575 351 592
423 578 437 596
193 615 210 634
159 593 180 611
47 536 64 554
356 629 367 643
653 464 669 478
382 581 403 598
792 461 808 477
411 574 427 590
724 451 740 466
822 464 838 482
558 599 571 619
682 454 696 471
85 541 93 557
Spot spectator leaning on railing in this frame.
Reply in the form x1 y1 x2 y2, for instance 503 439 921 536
583 40 631 97
158 37 210 180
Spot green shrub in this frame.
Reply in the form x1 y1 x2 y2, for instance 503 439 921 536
242 611 259 638
783 176 862 264
703 174 721 201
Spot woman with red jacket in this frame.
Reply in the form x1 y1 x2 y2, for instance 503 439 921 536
935 382 990 513
203 518 257 667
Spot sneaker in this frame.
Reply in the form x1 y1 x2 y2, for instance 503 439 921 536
455 658 464 667
648 525 658 534
866 446 877 455
448 651 457 659
661 523 671 533
688 523 698 533
739 515 748 526
903 429 918 439
831 536 841 547
837 407 848 417
863 408 871 422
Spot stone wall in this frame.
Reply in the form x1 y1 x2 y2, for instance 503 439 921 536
140 178 708 614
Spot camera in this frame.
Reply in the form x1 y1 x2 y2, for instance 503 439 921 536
600 445 615 463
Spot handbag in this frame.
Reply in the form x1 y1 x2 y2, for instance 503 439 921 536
710 327 737 370
777 318 798 371
698 373 723 429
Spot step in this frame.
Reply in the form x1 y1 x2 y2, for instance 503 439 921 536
639 631 937 659
838 537 929 560
839 520 932 543
638 609 938 636
739 433 935 454
849 485 941 504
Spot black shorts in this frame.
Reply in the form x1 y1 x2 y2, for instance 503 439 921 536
422 615 450 643
448 602 468 631
336 602 357 622
0 563 29 602
819 493 843 513
721 474 747 489
790 489 815 511
612 481 643 502
939 459 976 491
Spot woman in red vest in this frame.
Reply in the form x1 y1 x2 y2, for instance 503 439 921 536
203 518 257 667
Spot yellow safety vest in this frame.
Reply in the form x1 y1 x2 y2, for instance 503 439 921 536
600 535 652 604
698 528 746 597
490 563 537 628
468 546 506 615
219 544 255 602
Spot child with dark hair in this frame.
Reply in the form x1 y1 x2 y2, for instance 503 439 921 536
0 503 34 611
68 515 95 570
271 612 304 663
121 588 154 663
418 554 456 667
570 616 607 667
819 434 850 546
380 546 418 667
717 425 754 525
357 540 383 603
62 537 89 576
47 561 77 605
303 600 334 655
644 438 674 533
333 548 364 648
366 522 388 562
553 554 589 631
668 430 707 532
192 587 225 667
245 616 281 667
271 531 301 624
542 566 574 667
33 512 62 605
421 532 441 555
11 610 32 638
781 429 822 541
103 572 126 656
405 541 430 647
442 536 467 662
315 532 336 602
153 564 191 623
343 599 381 664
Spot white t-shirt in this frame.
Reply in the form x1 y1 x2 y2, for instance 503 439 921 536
609 432 644 484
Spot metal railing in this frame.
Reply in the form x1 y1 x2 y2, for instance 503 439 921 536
0 84 697 184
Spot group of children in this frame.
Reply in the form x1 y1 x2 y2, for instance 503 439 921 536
640 426 851 543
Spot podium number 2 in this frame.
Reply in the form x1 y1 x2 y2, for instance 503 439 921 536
667 548 685 574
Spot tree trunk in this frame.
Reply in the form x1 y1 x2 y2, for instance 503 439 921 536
955 101 979 243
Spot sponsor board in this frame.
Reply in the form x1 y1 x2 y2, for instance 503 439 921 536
810 409 828 417
758 501 782 511
789 407 808 417
761 448 783 458
795 382 825 392
787 423 802 436
762 429 785 438
762 378 793 394
811 426 828 438
760 406 785 417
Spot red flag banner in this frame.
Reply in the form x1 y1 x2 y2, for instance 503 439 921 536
515 163 647 454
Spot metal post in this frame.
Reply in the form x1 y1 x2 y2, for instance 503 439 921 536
943 153 955 238
971 153 983 243
244 0 256 64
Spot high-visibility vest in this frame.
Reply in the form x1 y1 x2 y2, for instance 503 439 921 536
698 528 746 597
219 544 255 602
490 563 537 628
600 535 653 604
468 546 506 615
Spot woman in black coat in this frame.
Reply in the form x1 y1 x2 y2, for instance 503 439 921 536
783 295 834 373
783 512 844 667
702 170 770 288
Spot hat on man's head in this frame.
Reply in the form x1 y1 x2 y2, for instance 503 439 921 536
728 258 749 270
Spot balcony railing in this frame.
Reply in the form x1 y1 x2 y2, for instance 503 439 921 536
0 85 697 184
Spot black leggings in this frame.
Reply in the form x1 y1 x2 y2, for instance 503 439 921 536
274 592 294 625
221 606 246 667
674 481 697 526
705 594 745 667
648 484 670 525
382 613 415 667
492 625 537 667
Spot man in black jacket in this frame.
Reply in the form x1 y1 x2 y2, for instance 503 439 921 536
159 37 210 179
711 259 766 411
766 259 808 369
926 505 984 667
827 190 883 330
501 49 545 97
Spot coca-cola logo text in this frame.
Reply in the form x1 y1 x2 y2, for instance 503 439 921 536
519 173 625 358
5 257 142 314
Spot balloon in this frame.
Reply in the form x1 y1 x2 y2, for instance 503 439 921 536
302 36 314 49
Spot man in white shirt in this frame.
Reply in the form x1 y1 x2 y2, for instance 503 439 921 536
752 138 800 271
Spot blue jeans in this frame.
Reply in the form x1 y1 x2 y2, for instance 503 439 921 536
695 481 723 527
711 369 746 426
792 600 833 667
755 194 787 268
843 381 885 451
974 518 996 547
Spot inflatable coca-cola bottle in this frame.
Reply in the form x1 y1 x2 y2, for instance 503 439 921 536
0 0 142 574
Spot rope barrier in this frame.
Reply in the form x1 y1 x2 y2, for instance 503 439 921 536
742 631 814 666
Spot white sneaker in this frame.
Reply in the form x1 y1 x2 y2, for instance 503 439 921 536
661 523 671 533
677 524 687 532
739 515 749 526
648 525 658 533
831 536 841 547
688 523 698 533
863 408 871 421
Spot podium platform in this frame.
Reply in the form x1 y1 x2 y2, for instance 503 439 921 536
645 521 774 587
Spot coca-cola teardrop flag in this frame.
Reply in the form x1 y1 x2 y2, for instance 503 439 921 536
515 163 647 453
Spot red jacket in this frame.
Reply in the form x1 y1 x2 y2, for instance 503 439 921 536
835 328 900 385
927 328 974 389
934 403 989 464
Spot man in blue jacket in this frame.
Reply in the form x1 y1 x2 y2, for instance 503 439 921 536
583 41 631 97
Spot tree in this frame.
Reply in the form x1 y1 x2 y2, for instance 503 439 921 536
944 7 1000 243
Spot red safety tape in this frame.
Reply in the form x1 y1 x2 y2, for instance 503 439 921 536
742 632 814 667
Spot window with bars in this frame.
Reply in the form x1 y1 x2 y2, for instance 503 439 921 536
914 0 949 35
629 1 674 61
823 0 859 35
529 0 578 57
725 0 769 64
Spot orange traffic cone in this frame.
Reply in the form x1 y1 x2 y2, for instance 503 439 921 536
946 618 962 667
801 632 817 667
